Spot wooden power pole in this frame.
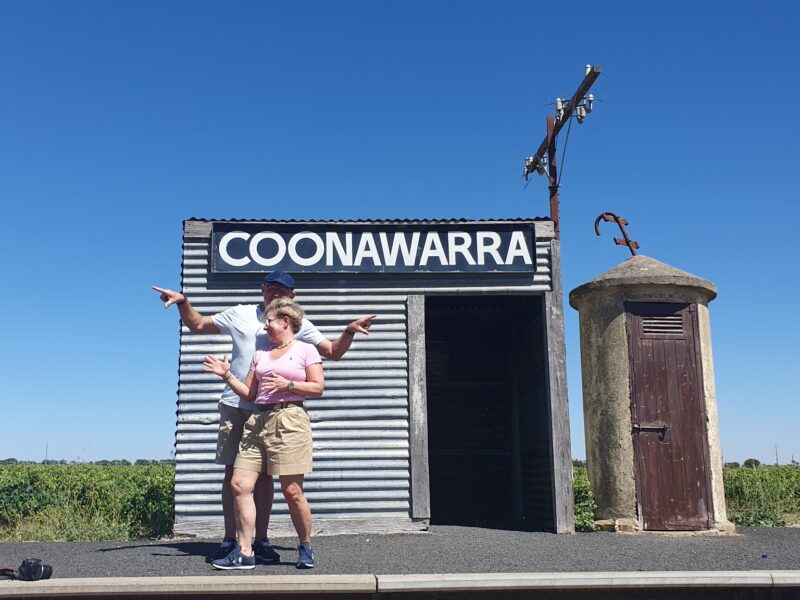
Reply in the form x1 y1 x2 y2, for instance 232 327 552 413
524 65 602 239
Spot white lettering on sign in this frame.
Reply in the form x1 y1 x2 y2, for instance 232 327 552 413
476 231 503 265
326 232 353 266
419 232 447 266
219 231 251 267
448 232 476 265
506 231 533 264
380 232 420 266
288 232 324 266
354 233 382 266
216 229 534 271
250 232 285 266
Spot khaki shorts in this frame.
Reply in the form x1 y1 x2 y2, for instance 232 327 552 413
216 403 254 466
235 404 313 476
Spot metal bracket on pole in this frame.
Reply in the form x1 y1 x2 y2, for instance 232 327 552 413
523 65 601 239
594 211 639 256
523 65 602 182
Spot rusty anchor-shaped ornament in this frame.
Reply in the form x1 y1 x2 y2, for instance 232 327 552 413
594 211 639 256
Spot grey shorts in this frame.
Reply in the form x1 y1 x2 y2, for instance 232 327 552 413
215 403 254 466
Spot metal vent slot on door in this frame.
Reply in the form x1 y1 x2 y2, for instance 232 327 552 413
642 315 683 336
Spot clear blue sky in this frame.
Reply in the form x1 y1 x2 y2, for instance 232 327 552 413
1 1 797 464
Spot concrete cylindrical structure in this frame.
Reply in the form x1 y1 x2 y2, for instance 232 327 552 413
569 255 732 533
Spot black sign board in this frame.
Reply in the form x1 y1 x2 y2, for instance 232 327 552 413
211 222 538 274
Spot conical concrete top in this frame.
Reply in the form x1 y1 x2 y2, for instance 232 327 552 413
569 254 717 309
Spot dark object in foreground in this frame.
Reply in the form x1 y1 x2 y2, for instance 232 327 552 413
0 558 53 581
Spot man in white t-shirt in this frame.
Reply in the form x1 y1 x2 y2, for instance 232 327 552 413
153 272 375 564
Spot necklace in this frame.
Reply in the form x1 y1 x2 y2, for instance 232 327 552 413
273 339 294 350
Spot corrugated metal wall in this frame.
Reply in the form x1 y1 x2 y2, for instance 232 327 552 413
174 220 554 533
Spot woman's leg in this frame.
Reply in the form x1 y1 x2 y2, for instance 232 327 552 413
231 468 260 555
279 474 311 544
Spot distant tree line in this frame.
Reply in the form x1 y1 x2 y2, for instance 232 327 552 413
0 458 175 465
573 457 800 470
723 458 800 469
6 456 796 469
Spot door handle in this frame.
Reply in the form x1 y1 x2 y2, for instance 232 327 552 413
632 423 668 441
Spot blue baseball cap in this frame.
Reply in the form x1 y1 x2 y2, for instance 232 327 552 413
264 271 295 290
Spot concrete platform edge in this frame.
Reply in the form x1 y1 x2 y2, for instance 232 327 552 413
376 570 783 592
0 574 378 597
2 571 800 597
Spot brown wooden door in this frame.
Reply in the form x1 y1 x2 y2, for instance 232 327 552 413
625 302 713 530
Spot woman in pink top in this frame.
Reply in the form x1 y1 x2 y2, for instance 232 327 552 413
204 298 323 570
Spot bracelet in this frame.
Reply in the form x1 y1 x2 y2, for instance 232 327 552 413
176 295 187 305
223 371 233 382
344 329 356 337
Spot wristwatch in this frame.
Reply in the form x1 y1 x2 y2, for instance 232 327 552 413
287 381 294 391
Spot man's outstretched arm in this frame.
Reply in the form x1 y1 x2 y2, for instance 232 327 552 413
316 314 377 361
152 285 220 334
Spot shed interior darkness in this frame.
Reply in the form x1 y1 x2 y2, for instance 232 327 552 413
424 295 554 531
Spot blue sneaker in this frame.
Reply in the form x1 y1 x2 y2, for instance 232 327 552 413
296 543 315 569
211 537 237 561
253 538 280 564
212 545 255 570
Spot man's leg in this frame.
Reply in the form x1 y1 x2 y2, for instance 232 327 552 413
253 473 275 539
222 465 236 539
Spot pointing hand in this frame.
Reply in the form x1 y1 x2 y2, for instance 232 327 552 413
347 314 377 336
152 285 186 309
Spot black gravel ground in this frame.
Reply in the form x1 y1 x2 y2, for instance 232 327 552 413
0 526 798 579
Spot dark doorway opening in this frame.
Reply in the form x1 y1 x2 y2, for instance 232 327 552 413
425 295 554 530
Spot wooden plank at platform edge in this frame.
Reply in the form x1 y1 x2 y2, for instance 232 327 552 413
376 571 776 592
173 517 429 538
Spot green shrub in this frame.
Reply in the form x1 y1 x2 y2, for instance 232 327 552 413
3 463 798 541
724 465 800 527
573 466 598 532
0 464 174 541
570 465 800 530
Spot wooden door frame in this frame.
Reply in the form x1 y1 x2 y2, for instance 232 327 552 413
407 295 431 521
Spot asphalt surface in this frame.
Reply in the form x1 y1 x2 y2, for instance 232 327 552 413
1 526 798 578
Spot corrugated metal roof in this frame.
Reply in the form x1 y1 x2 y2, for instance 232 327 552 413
185 217 551 224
